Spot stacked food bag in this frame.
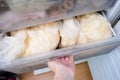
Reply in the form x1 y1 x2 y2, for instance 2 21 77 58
0 13 112 63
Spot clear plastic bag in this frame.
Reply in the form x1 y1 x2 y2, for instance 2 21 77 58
0 36 25 64
77 13 112 44
10 22 60 57
0 29 27 64
59 18 80 48
24 22 60 57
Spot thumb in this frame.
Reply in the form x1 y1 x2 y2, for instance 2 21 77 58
48 61 57 72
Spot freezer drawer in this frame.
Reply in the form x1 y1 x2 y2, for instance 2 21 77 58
0 0 114 32
0 11 120 74
0 34 120 74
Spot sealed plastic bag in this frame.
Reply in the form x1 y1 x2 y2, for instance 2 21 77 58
77 13 112 44
0 36 25 64
0 29 27 63
11 29 27 41
59 18 80 48
23 22 60 57
10 22 60 57
10 29 28 57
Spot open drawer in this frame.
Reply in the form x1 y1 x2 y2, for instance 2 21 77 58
0 12 120 74
0 35 120 74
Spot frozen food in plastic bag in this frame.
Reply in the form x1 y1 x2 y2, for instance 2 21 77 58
10 29 28 57
59 18 80 48
0 36 25 64
23 22 60 57
11 29 27 41
77 13 112 44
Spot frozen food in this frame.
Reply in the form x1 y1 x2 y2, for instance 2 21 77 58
59 18 80 48
0 36 26 63
19 22 60 57
77 13 112 44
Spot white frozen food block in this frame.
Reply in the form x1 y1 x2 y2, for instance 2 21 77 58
0 36 25 63
59 18 80 48
23 22 60 57
77 13 112 44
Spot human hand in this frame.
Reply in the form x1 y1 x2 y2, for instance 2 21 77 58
48 56 75 80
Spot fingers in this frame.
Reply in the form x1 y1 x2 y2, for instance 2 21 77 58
61 56 74 61
69 56 74 61
60 56 69 62
65 57 69 61
48 56 74 68
61 57 65 61
48 57 62 72
51 58 61 63
59 56 74 64
48 56 75 73
51 56 74 62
